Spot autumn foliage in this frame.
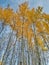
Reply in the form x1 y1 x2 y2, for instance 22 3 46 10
0 2 49 51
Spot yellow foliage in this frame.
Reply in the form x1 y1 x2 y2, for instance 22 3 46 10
19 2 28 16
25 9 35 22
36 36 45 49
36 21 43 32
0 61 3 65
42 21 49 34
3 7 14 24
0 8 4 20
43 13 49 21
42 47 48 51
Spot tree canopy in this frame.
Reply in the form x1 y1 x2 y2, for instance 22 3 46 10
0 2 49 51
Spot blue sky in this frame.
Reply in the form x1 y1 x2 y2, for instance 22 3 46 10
0 0 49 13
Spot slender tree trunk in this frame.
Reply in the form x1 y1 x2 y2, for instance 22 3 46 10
33 23 41 65
2 32 13 64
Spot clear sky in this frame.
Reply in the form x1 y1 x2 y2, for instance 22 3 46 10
0 0 49 13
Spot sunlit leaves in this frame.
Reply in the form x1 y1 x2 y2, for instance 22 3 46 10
36 21 44 33
0 61 3 65
42 21 49 34
19 2 28 16
0 8 4 20
42 47 48 51
36 36 44 48
25 8 35 22
3 7 14 24
43 13 49 21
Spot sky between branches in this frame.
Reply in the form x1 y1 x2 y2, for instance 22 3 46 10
0 0 49 13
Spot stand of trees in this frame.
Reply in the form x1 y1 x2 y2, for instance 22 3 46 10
0 2 49 65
